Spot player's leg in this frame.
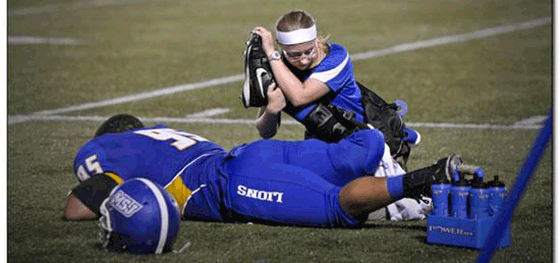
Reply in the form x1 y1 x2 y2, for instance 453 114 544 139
231 129 386 186
221 159 366 227
221 153 463 227
339 155 463 218
289 129 386 186
338 176 393 218
371 144 432 221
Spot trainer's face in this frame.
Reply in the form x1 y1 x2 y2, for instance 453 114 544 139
281 39 317 70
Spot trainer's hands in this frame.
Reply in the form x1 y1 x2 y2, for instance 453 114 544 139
251 27 284 113
252 27 275 56
265 82 286 114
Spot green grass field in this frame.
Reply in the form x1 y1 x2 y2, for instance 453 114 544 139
7 0 553 262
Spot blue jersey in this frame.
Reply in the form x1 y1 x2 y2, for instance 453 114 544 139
73 125 226 212
74 126 385 228
283 43 364 123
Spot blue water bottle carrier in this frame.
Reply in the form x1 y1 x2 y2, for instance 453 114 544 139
427 170 511 249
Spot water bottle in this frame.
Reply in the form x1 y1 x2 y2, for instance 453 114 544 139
451 175 471 219
488 175 506 215
469 177 490 219
431 176 451 216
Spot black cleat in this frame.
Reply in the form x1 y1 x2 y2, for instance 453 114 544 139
432 154 463 185
404 154 463 202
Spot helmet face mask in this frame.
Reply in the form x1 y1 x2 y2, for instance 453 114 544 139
98 198 138 253
98 200 112 250
97 178 180 254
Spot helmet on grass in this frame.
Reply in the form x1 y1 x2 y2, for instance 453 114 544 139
98 178 180 254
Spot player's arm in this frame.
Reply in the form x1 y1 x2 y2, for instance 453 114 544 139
63 173 122 221
64 192 98 220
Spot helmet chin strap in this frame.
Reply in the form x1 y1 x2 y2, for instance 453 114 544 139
173 241 192 253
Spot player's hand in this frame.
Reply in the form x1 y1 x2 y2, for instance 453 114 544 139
265 82 286 114
252 27 275 56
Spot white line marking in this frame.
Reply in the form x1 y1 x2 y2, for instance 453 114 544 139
8 36 86 45
406 122 542 130
173 241 191 254
8 0 169 17
513 115 548 126
32 74 244 116
9 4 59 17
186 108 231 118
8 115 37 125
8 18 551 128
19 17 550 119
352 17 551 60
6 114 544 130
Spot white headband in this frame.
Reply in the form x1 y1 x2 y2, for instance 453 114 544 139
276 24 317 45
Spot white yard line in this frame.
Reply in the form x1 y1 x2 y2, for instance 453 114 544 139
19 17 551 118
8 36 86 45
352 17 551 60
185 108 231 118
7 17 551 129
406 122 543 130
8 0 169 17
7 114 544 130
32 74 244 116
513 115 549 126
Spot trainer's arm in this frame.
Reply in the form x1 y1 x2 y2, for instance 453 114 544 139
256 83 286 138
269 60 330 107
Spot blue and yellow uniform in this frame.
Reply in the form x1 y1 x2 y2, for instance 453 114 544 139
73 125 385 227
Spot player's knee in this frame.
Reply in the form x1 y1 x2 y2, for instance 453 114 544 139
358 129 385 171
339 177 392 218
339 178 377 217
334 129 385 175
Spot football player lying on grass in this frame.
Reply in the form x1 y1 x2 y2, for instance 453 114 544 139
65 114 467 227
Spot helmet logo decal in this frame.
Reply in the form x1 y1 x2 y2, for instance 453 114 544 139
109 190 144 217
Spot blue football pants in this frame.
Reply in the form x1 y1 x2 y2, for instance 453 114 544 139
221 129 385 227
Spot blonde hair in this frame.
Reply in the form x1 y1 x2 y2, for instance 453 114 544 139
276 10 330 68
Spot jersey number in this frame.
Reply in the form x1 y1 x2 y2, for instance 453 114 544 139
134 128 209 150
75 154 103 181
